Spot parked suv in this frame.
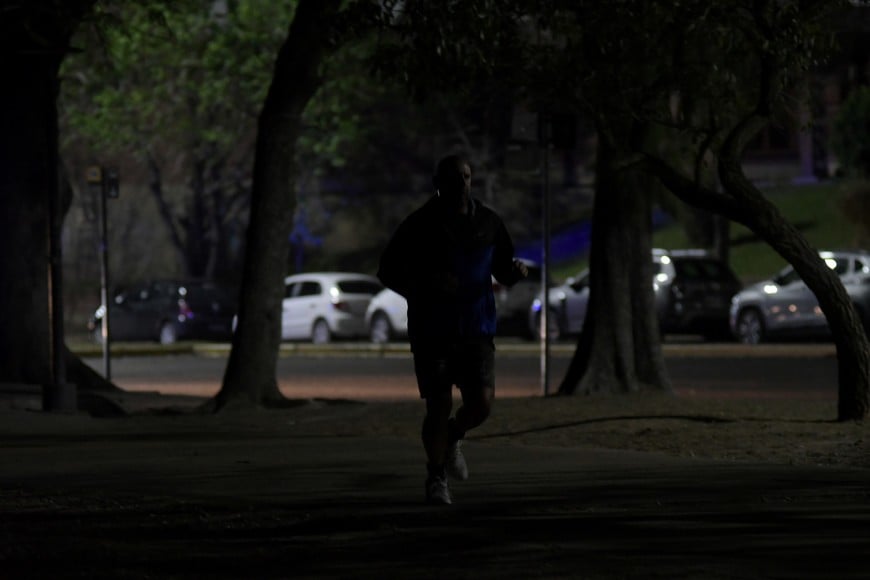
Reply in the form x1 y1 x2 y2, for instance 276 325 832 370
729 250 870 344
654 248 743 337
529 249 742 340
88 279 237 344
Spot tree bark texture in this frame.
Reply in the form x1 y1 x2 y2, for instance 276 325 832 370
559 137 672 395
718 159 870 421
0 2 94 388
214 0 342 409
0 56 54 386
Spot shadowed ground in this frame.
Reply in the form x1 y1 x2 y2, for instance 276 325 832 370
1 392 869 579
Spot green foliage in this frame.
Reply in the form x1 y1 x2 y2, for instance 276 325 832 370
61 0 296 158
376 0 843 133
831 86 870 177
299 39 395 173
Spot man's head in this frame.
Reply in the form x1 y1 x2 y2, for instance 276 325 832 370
433 154 472 212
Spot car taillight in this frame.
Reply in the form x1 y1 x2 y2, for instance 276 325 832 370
178 299 194 320
332 301 349 312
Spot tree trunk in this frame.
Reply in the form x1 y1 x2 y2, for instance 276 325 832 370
559 137 672 395
717 161 870 421
0 2 96 406
0 55 56 387
646 143 870 421
212 0 342 410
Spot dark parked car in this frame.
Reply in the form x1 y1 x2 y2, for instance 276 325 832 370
88 279 237 344
529 248 742 340
729 249 870 343
654 248 743 338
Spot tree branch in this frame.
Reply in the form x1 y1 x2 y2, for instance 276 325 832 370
643 152 749 226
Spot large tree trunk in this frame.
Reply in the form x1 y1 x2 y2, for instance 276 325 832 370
559 136 672 395
212 0 341 410
0 55 55 387
717 159 870 421
0 3 94 394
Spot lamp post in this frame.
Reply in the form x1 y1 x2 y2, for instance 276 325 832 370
539 114 551 396
87 165 118 380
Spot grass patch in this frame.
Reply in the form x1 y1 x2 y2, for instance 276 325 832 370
727 180 865 282
549 179 865 284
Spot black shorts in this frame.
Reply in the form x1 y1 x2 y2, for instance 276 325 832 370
412 338 495 399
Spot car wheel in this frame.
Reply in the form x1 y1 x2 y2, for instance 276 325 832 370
534 310 562 341
736 309 765 344
369 312 392 344
159 322 178 345
311 319 332 344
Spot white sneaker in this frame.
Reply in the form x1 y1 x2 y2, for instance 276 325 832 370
425 475 452 505
445 440 469 481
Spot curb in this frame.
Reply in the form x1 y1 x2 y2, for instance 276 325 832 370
66 340 838 359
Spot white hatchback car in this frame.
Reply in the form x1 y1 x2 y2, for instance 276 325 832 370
282 272 383 343
365 288 409 343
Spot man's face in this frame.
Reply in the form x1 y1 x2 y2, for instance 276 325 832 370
438 161 471 206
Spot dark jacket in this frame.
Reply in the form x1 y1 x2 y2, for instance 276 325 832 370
377 195 523 348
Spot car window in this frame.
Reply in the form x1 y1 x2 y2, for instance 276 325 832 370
134 285 152 301
151 281 176 296
337 280 383 295
113 288 131 304
284 282 299 299
821 256 849 277
673 259 737 282
775 268 802 285
569 272 589 291
181 284 234 308
298 281 321 297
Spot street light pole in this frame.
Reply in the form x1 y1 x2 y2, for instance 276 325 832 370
540 113 551 396
88 166 112 380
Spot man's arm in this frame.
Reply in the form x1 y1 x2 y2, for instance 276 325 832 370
491 218 528 286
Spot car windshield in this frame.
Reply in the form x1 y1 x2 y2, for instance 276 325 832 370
776 256 850 286
337 280 382 295
180 284 235 308
821 256 849 276
673 259 737 281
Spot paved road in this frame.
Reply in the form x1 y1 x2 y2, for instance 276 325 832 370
82 342 838 402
